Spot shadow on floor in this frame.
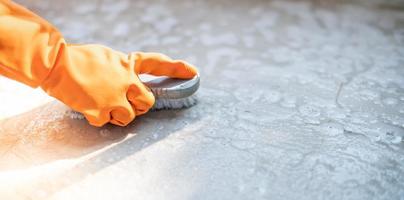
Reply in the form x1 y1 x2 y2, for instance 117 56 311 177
0 100 192 197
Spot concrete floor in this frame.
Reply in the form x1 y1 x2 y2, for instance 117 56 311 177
1 0 404 199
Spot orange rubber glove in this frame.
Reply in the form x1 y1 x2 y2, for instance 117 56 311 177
0 0 197 126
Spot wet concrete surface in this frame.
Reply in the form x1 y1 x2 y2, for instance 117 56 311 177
0 0 404 199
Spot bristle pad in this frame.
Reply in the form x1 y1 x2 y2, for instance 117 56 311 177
151 95 197 110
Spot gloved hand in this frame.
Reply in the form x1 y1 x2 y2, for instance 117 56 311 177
0 0 197 127
41 49 197 127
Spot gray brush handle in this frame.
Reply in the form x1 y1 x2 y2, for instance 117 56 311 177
140 74 200 100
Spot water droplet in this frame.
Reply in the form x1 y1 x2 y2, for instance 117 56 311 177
359 89 380 101
264 91 281 103
379 131 403 144
281 97 296 108
318 122 344 136
100 129 111 138
382 97 398 106
152 133 159 139
299 105 321 117
238 183 246 192
391 136 402 144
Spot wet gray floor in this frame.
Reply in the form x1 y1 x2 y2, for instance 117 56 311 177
1 0 404 199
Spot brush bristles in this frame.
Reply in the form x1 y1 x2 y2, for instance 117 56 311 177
151 95 198 111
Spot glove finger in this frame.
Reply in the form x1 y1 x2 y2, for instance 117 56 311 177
83 110 110 127
134 52 197 79
83 99 135 127
127 82 155 116
109 101 136 126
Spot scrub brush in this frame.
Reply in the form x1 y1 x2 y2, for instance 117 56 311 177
67 74 200 121
139 73 200 110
